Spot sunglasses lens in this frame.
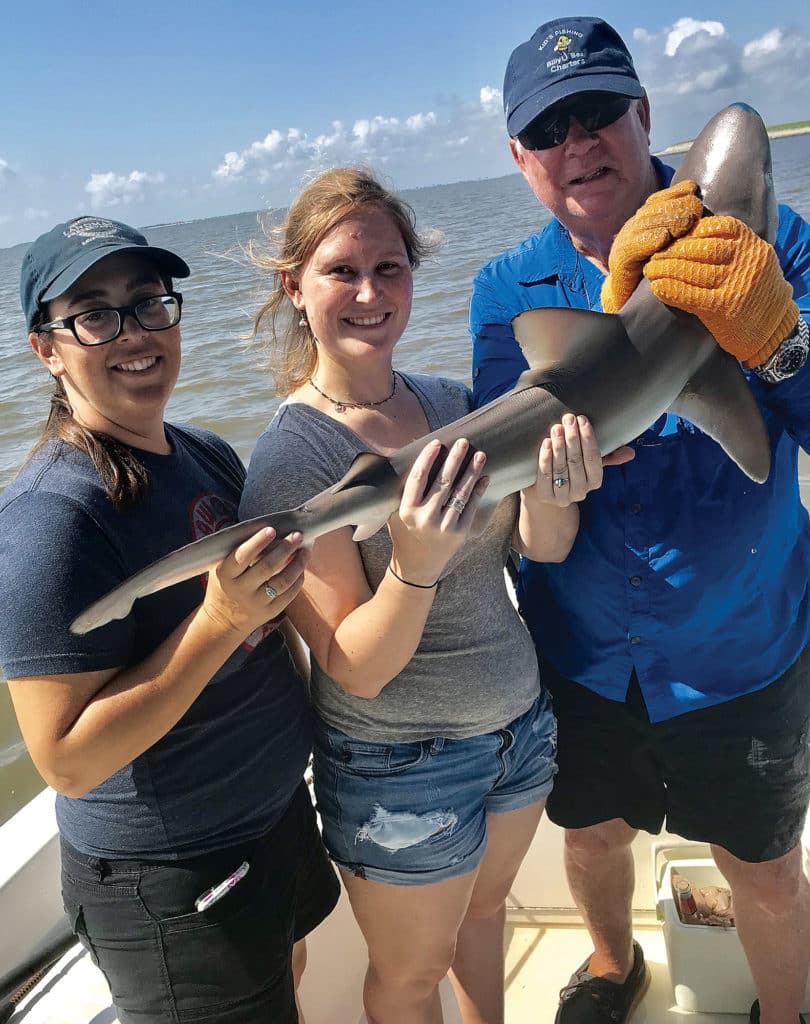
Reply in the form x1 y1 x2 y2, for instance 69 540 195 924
517 94 632 150
578 96 632 133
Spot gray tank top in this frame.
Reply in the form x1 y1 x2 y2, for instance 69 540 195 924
239 373 541 741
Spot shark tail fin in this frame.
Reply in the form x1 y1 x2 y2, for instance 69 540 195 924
669 348 770 483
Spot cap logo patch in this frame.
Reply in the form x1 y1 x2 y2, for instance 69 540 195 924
64 217 127 246
554 34 572 55
536 27 587 74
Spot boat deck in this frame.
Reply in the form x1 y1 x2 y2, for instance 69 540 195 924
9 897 754 1024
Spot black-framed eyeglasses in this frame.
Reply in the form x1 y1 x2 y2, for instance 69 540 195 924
37 292 183 347
517 93 633 151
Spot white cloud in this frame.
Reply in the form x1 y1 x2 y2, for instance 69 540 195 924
664 18 725 57
479 86 502 115
743 28 783 60
213 108 449 184
630 18 810 150
210 83 517 191
23 207 49 220
742 27 810 72
0 158 16 186
84 170 167 208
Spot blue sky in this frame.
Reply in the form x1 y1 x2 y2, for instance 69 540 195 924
1 0 808 248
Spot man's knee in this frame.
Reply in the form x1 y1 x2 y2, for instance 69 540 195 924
712 842 807 916
565 819 638 862
292 939 308 989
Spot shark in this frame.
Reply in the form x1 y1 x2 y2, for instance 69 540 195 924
71 103 774 635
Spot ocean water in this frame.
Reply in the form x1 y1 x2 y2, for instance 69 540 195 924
1 138 809 824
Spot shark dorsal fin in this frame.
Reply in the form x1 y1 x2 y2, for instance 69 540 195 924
325 451 399 543
668 348 770 483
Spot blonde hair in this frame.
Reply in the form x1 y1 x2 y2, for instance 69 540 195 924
249 167 434 396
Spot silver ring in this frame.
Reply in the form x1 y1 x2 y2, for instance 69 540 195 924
264 582 278 600
553 476 569 489
447 496 466 514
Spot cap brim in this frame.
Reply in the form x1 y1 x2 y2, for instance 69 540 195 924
40 243 190 303
508 74 644 137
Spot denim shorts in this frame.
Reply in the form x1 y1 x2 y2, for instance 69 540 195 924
60 782 340 1024
312 691 557 885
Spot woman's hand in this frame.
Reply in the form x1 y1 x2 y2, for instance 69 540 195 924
388 438 489 586
201 528 308 637
530 414 634 507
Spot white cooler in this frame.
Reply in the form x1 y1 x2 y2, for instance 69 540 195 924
653 842 810 1014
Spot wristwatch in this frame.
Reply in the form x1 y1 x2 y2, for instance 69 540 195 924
753 317 810 383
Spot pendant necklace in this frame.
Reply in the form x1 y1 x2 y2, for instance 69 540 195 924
308 372 398 414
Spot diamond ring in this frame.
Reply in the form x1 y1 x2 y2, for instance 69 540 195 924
553 476 569 488
264 582 278 600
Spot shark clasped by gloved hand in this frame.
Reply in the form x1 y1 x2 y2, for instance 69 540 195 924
601 180 703 312
602 180 800 368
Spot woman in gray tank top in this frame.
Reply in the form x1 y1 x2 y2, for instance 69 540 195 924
241 167 632 1024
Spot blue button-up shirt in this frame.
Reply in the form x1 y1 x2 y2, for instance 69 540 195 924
470 160 810 722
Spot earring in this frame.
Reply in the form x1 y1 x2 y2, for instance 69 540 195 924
298 311 308 327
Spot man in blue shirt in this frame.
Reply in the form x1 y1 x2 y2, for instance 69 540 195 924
471 16 810 1024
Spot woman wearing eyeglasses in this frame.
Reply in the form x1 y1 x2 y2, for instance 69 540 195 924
0 217 339 1024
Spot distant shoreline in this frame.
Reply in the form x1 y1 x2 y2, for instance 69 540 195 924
656 124 810 156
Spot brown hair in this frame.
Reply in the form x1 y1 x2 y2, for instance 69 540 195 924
249 167 435 396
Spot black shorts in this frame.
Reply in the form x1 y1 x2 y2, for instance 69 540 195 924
60 782 340 1024
544 645 810 863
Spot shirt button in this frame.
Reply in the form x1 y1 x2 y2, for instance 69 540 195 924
629 576 642 587
632 503 642 514
630 636 641 645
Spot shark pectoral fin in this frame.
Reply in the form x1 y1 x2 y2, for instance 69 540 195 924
352 519 390 542
668 348 771 483
512 307 626 382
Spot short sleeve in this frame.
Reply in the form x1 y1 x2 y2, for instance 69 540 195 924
0 491 134 678
240 415 340 522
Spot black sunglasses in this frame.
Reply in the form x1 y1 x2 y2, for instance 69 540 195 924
517 93 633 151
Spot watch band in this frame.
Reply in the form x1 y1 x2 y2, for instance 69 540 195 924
753 317 810 384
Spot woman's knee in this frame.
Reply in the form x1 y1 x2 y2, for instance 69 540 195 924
369 937 457 996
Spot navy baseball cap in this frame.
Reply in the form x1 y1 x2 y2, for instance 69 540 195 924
21 216 190 331
503 17 644 138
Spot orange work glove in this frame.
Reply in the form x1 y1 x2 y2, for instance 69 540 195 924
644 216 799 367
601 180 703 313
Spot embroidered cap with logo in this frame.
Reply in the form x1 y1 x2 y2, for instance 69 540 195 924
20 215 190 331
503 16 644 139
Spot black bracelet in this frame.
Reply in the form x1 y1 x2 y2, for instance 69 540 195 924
387 564 438 589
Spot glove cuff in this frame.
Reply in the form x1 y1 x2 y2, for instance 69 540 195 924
742 301 801 368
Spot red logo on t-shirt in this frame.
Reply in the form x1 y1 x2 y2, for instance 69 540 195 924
189 493 276 650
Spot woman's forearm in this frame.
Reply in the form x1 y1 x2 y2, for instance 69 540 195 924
513 492 580 562
19 608 256 797
313 568 437 699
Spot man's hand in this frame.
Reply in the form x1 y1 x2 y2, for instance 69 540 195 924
643 215 799 367
601 180 703 313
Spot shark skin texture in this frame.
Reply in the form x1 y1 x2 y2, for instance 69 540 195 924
71 104 773 636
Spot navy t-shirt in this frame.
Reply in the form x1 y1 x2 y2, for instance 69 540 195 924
0 424 312 859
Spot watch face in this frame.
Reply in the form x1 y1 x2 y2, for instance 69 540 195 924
774 339 810 380
777 345 808 378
